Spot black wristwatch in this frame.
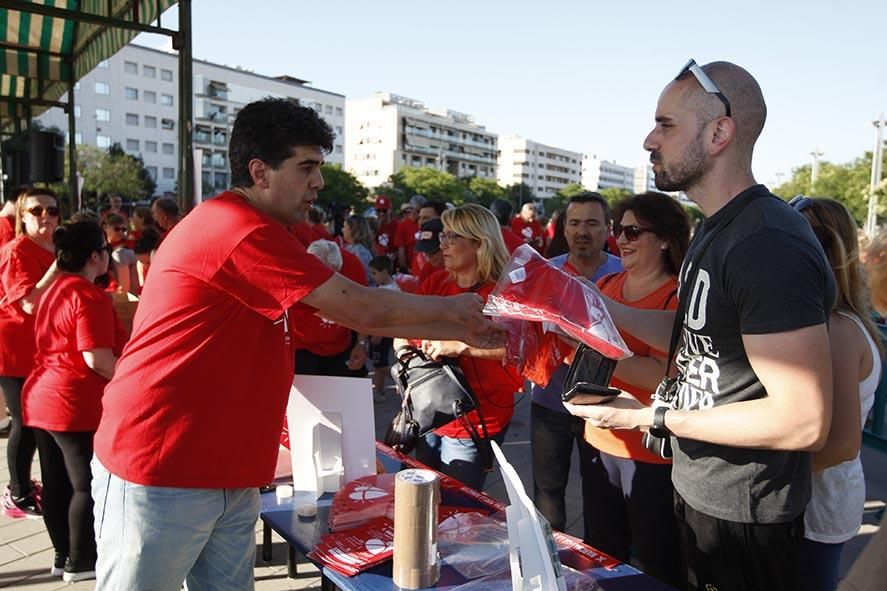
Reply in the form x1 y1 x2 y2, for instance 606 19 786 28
649 406 670 438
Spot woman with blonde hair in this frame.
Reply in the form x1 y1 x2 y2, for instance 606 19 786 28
399 204 521 489
790 196 884 591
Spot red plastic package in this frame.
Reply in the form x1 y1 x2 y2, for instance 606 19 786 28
328 474 397 532
484 245 632 361
502 319 572 387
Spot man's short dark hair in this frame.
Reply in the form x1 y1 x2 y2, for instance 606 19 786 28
229 98 335 188
420 200 446 217
153 196 179 217
369 255 394 274
5 185 30 204
489 199 513 227
567 191 611 224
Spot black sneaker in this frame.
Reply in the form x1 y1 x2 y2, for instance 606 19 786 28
62 558 96 583
50 552 66 577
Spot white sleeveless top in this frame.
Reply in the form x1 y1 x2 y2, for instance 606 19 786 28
805 311 881 544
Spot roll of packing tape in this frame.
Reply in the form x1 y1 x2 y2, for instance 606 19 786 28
392 469 440 589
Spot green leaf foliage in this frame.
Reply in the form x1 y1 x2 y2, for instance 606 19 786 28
318 164 369 211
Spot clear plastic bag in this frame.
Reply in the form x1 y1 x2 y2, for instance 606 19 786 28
448 565 602 591
438 512 511 579
484 245 632 361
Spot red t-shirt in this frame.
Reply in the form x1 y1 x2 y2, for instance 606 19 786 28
585 271 677 464
510 217 543 245
394 218 419 266
0 235 55 377
500 227 524 254
22 275 128 432
290 247 368 356
289 221 322 248
0 216 15 246
94 192 335 488
375 220 399 256
417 273 522 438
313 223 334 241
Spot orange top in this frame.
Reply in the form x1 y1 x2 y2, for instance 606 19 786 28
585 271 677 464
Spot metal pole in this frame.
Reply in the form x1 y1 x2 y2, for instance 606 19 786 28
176 0 194 211
866 114 885 236
810 147 824 191
67 74 79 212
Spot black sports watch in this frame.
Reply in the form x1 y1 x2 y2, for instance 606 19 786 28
649 406 670 438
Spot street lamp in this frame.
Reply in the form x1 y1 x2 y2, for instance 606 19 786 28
865 114 885 236
810 148 824 191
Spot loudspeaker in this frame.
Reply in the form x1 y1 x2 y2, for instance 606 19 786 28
28 130 64 183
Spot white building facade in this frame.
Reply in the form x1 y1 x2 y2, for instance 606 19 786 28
346 93 497 189
36 44 345 197
581 155 638 192
497 135 582 199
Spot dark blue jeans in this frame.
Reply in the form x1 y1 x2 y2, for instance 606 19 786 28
529 402 587 532
582 447 684 588
795 537 843 591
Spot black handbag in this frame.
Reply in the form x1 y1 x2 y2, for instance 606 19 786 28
383 346 492 469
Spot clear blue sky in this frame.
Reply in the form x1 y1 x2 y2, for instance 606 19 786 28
137 0 886 187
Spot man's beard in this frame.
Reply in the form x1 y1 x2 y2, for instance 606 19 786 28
653 136 709 193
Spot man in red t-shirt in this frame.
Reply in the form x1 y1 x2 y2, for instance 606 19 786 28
90 99 504 591
0 190 18 247
511 202 544 250
394 194 425 271
373 195 399 258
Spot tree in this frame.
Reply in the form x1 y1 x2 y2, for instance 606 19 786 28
465 177 507 207
599 187 633 209
318 164 368 212
773 151 887 226
505 182 536 209
382 166 467 206
70 144 155 210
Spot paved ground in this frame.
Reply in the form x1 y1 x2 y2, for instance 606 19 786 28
1 380 884 589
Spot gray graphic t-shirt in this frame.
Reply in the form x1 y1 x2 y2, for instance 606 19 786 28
671 185 835 524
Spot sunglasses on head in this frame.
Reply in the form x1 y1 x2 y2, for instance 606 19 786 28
676 58 732 118
26 205 60 218
789 195 832 246
614 224 652 241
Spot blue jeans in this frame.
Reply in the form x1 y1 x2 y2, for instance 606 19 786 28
91 457 260 591
415 426 509 490
529 402 587 531
795 537 843 591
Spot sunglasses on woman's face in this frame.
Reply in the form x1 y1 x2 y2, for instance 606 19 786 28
613 224 652 241
113 226 128 233
26 206 60 218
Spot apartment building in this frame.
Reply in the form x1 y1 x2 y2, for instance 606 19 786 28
496 135 582 199
346 92 497 189
36 44 345 196
581 155 639 192
634 164 655 193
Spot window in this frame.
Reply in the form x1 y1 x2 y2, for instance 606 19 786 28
126 139 139 151
124 61 137 74
144 65 156 78
162 143 174 155
160 94 173 106
95 108 110 122
95 82 110 95
146 166 157 180
163 167 175 179
313 103 322 114
161 118 175 130
335 126 343 135
145 141 157 153
335 145 343 154
144 90 156 104
98 60 109 69
324 105 333 115
125 87 138 100
335 107 343 117
145 116 157 128
73 105 81 118
161 69 173 81
97 135 111 148
65 132 83 145
126 113 139 126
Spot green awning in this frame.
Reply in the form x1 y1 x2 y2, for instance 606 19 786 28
0 0 178 122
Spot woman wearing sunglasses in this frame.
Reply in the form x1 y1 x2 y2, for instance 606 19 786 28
101 213 139 296
581 192 690 587
404 204 523 490
0 187 62 519
22 220 126 581
790 196 882 591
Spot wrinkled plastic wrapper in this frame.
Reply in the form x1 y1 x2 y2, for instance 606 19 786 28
438 512 603 590
448 566 602 591
502 318 573 387
485 245 632 365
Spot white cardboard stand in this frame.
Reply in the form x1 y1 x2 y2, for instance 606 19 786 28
286 375 376 498
491 441 566 591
